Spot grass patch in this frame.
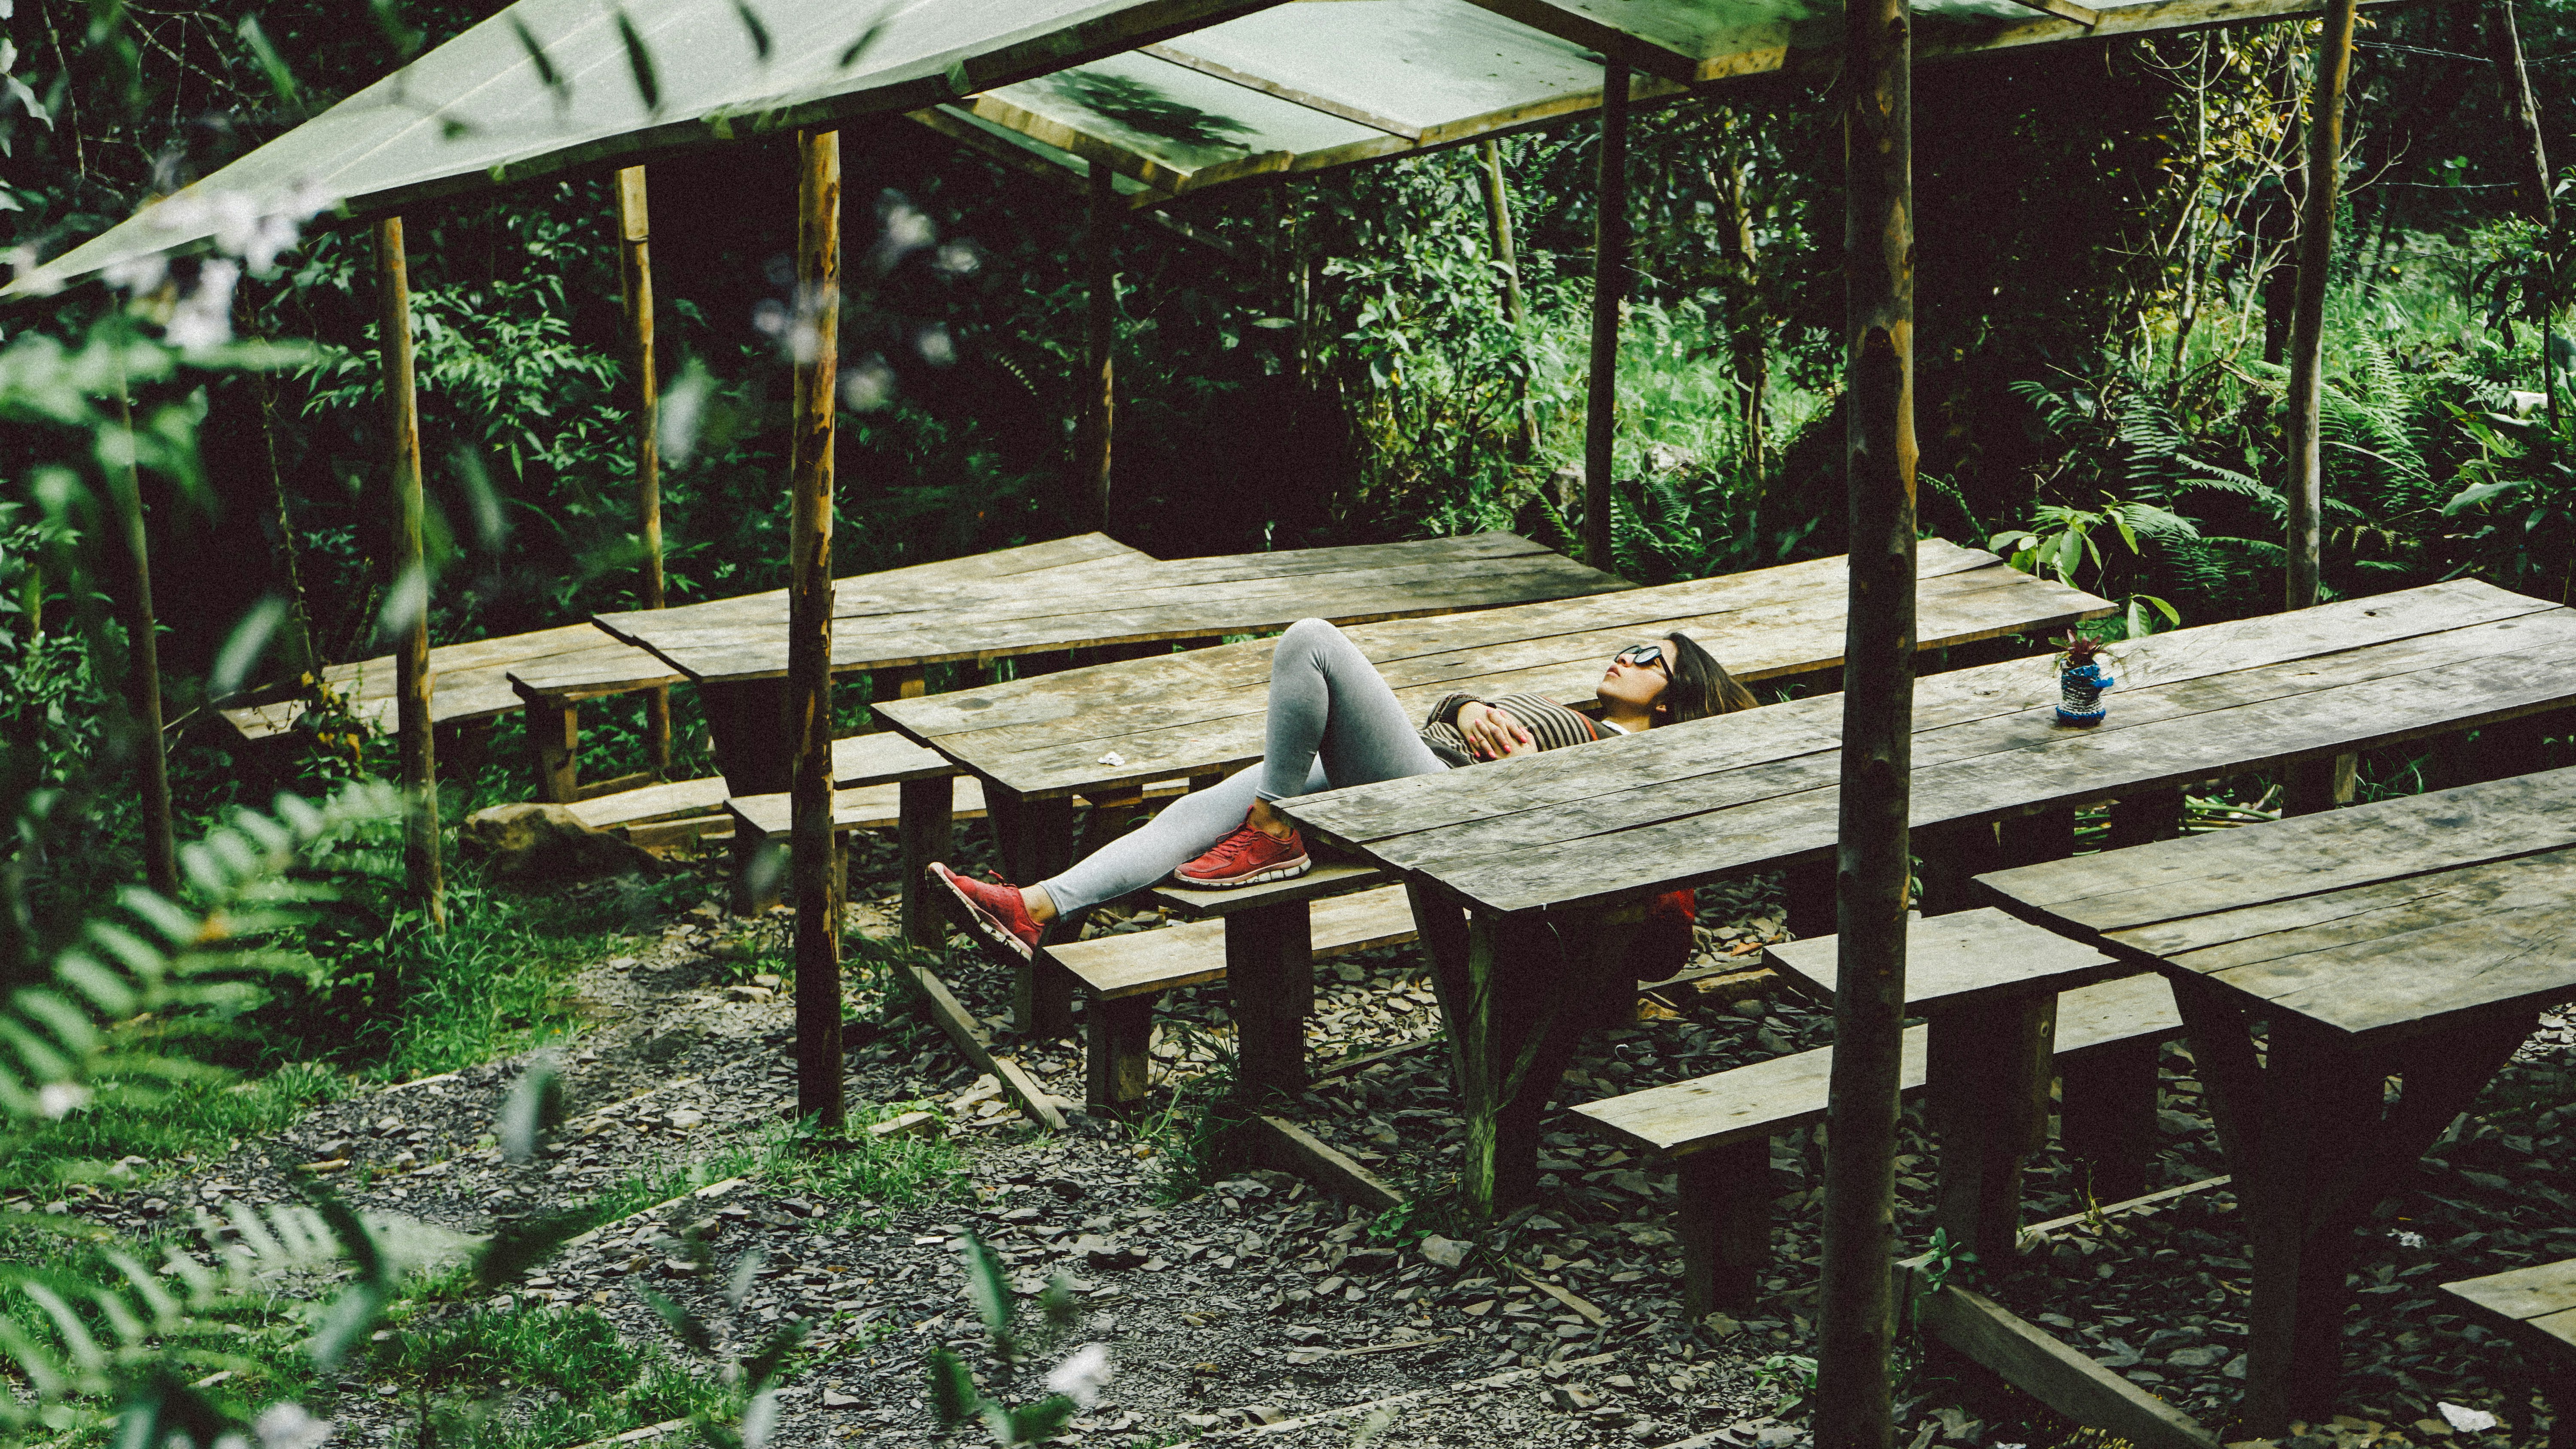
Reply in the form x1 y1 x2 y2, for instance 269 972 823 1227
560 1104 973 1237
0 1059 348 1200
373 1303 738 1449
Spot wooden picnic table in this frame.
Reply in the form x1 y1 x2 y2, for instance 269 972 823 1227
1281 579 2576 1215
879 537 2111 1038
504 532 1155 800
1977 765 2576 1434
584 531 1622 803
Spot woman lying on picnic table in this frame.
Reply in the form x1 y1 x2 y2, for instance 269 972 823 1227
930 617 1758 967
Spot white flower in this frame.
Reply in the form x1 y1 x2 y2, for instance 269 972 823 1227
165 259 241 350
839 356 893 412
101 251 170 296
2436 1404 2499 1434
914 323 955 367
738 1389 778 1449
35 1082 90 1119
253 1402 334 1449
932 241 979 276
1044 1343 1111 1408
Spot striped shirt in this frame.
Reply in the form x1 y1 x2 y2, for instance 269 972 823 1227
1417 691 1613 767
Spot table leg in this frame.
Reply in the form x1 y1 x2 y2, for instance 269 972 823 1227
2060 1034 2160 1205
1228 901 1315 1098
1085 991 1156 1115
875 664 927 727
527 697 581 803
699 679 795 794
898 775 955 950
1401 879 1472 1045
1677 1138 1771 1315
991 789 1076 1035
1928 992 2056 1263
1996 807 2075 868
1451 904 1645 1216
1783 856 1837 939
2106 788 2184 850
2242 1017 2386 1432
1915 820 2001 916
2283 753 2357 817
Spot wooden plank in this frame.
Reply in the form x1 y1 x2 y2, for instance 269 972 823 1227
567 776 731 831
1898 1267 2225 1449
1762 907 2122 1014
1050 885 1417 999
2444 1259 2576 1325
1151 861 1389 918
1241 1113 1406 1213
1574 971 2179 1155
726 777 989 837
893 959 1068 1132
830 731 954 787
2017 1174 2234 1242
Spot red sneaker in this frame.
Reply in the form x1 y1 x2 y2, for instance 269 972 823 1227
1173 821 1312 889
926 862 1041 963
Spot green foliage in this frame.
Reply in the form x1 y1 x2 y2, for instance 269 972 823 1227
373 1303 737 1449
923 1232 1097 1446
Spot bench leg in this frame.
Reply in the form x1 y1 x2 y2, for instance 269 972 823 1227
2551 1373 2573 1449
1677 1139 1771 1316
1929 993 2056 1264
899 776 956 950
1229 901 1314 1098
2060 1035 2160 1205
1084 992 1157 1116
527 699 581 803
644 683 672 779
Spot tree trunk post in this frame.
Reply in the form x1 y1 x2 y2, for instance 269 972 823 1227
790 129 845 1134
109 382 177 898
1477 139 1544 464
2488 0 2554 225
1583 60 1631 571
617 165 673 779
2283 0 2359 612
1815 0 1917 1434
375 217 444 928
1079 161 1118 530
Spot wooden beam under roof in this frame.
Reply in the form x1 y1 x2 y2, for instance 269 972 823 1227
1140 42 1426 138
1457 0 1704 84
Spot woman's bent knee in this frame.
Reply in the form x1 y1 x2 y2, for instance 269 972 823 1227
1278 617 1341 655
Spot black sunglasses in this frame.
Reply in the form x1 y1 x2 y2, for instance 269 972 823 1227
1613 643 1668 672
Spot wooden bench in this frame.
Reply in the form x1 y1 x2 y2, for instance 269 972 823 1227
2443 1259 2576 1449
1574 970 2186 1314
1049 882 1421 1113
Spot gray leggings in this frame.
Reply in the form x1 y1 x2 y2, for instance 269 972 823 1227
1037 618 1448 913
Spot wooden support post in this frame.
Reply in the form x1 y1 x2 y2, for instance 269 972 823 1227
2488 0 2554 225
2241 1018 2382 1431
617 166 672 780
1929 994 2056 1263
1783 855 1838 940
1816 0 1916 1432
1582 59 1631 571
1085 992 1156 1116
526 697 581 803
1228 901 1315 1098
107 383 177 898
1476 139 1543 464
2061 1035 2161 1205
899 775 956 950
995 791 1078 1034
788 129 845 1134
2282 752 2357 816
1677 1139 1772 1316
376 217 444 928
1077 162 1118 529
2282 0 2359 612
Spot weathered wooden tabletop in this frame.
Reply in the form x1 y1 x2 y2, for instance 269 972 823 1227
1289 579 2576 918
220 623 680 742
592 531 1625 687
1977 765 2576 1431
878 537 2111 803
